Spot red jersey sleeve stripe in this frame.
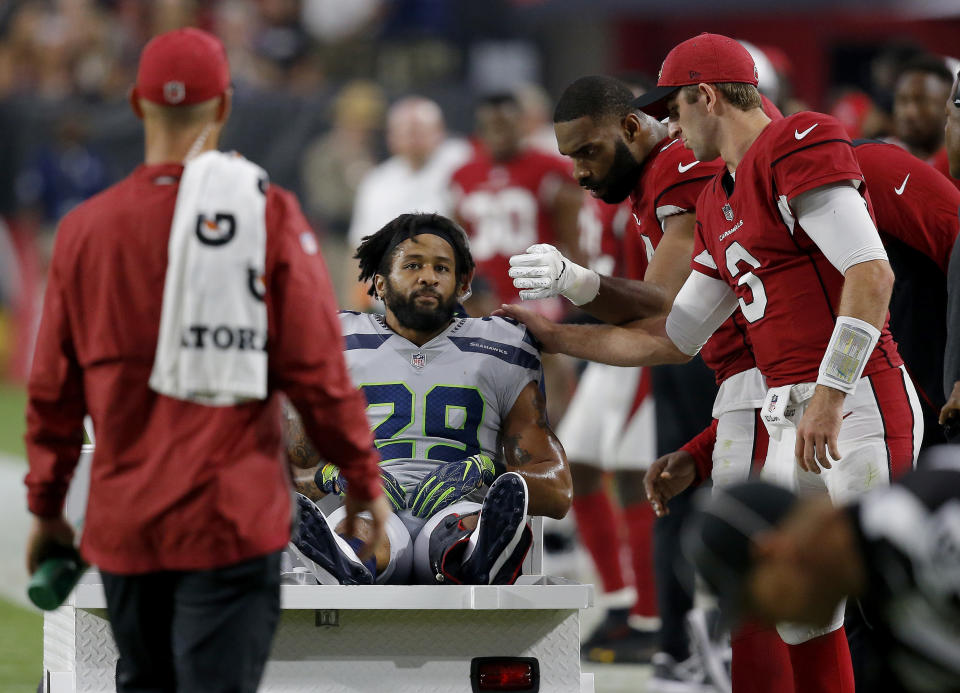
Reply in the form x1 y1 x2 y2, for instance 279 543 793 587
653 175 717 209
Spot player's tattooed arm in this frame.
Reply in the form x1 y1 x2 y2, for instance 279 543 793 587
499 381 572 519
283 399 324 470
292 465 326 501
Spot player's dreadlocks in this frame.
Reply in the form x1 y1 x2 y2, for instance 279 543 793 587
355 213 475 297
553 75 637 123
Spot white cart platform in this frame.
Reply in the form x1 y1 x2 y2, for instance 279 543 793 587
44 575 595 692
45 442 595 692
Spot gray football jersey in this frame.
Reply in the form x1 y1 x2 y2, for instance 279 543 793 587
339 311 542 492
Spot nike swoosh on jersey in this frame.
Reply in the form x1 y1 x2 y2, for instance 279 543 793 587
677 160 699 173
794 123 819 140
894 173 910 195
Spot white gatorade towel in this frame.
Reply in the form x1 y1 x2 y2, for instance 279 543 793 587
149 150 269 406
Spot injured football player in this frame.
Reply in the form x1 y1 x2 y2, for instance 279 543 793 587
284 212 572 585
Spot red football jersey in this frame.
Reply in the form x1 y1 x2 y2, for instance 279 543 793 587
628 137 721 279
692 112 902 387
451 149 575 303
855 140 960 273
629 137 756 384
579 195 632 277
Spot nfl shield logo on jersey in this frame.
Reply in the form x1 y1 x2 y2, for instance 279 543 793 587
722 203 734 222
411 352 426 369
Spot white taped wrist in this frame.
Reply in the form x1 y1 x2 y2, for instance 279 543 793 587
816 316 881 394
562 263 600 306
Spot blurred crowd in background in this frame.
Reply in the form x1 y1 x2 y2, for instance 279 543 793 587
1 0 959 384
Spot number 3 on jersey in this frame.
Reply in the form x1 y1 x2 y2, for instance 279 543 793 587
361 383 485 462
724 241 767 322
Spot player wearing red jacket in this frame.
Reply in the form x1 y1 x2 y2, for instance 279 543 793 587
23 29 385 693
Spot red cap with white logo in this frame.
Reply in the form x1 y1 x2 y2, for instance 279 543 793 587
633 33 759 119
133 28 230 106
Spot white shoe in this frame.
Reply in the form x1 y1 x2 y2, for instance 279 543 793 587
648 651 717 693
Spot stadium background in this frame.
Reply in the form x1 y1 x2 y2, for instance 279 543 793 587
0 0 958 690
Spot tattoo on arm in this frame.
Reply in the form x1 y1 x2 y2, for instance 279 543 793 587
293 475 324 501
503 432 534 467
532 387 550 430
283 404 323 469
502 386 555 468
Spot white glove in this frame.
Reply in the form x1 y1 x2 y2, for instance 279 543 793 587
508 244 600 306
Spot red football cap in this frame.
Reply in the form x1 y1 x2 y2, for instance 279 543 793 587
633 33 759 119
134 28 230 106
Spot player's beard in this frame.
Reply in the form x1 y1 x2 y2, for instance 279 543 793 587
592 139 643 204
383 278 458 333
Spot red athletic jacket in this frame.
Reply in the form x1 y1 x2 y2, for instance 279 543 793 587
25 161 380 574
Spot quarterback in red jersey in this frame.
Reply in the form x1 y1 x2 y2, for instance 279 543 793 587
647 35 922 693
628 34 921 484
685 110 902 390
653 140 960 494
450 92 583 312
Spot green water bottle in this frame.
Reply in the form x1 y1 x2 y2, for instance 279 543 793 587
27 544 87 611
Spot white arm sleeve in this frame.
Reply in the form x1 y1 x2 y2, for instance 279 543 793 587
792 183 888 274
665 271 739 356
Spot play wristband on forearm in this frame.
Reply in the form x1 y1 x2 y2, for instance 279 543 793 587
561 262 600 306
816 316 881 394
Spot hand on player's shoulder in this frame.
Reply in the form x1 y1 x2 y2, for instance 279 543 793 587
491 305 557 354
